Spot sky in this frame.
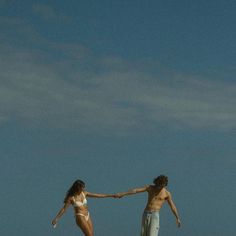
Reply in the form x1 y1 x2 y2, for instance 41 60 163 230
0 0 236 235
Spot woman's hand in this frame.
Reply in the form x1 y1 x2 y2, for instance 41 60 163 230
52 219 58 227
113 193 124 198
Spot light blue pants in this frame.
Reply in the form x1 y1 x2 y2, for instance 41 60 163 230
140 211 160 236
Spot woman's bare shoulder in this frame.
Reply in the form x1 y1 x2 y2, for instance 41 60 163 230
66 196 74 204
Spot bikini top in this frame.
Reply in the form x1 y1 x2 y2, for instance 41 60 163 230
72 192 87 207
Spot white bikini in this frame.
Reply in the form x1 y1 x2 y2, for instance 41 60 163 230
73 192 90 221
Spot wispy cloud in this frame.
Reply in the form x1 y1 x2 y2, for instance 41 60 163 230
0 17 235 133
1 42 235 133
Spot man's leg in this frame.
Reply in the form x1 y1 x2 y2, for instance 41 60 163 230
140 212 150 236
148 211 160 236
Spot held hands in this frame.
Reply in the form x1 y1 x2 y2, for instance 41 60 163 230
112 193 124 198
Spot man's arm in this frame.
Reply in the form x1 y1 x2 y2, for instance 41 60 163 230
117 185 149 197
166 192 181 227
85 191 116 198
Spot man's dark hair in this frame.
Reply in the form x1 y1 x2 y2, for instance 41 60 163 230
153 175 168 188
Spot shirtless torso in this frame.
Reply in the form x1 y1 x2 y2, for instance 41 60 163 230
117 176 181 235
118 184 180 227
145 185 169 211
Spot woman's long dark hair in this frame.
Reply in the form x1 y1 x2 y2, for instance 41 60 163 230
64 179 85 203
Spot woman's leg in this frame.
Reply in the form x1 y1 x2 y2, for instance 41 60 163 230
87 215 94 236
76 216 93 236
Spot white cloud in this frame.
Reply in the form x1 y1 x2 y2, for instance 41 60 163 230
0 24 235 133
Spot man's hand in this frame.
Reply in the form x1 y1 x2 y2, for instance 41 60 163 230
176 218 181 227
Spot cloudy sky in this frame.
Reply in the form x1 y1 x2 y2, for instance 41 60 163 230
1 1 235 236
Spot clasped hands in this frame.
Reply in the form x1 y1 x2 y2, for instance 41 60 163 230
112 193 125 198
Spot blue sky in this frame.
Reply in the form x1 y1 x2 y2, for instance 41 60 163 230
0 1 235 236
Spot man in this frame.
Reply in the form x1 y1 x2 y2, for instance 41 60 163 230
118 175 181 236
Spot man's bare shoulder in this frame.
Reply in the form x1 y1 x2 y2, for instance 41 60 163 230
146 184 153 192
163 187 169 192
163 188 171 198
148 185 163 193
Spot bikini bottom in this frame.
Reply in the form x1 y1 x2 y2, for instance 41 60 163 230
75 212 90 221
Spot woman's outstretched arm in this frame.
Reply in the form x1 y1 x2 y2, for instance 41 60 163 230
52 200 71 227
85 191 118 198
117 185 149 197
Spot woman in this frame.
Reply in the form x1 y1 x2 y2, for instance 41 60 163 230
52 179 117 236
